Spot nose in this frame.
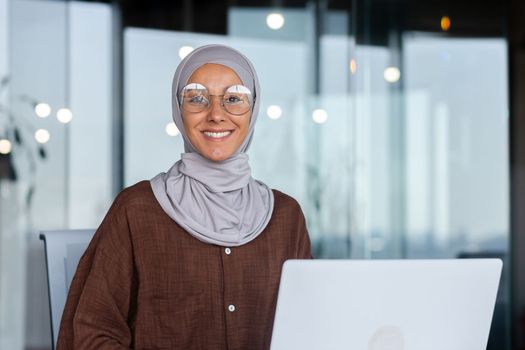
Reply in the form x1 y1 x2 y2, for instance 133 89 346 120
208 96 225 122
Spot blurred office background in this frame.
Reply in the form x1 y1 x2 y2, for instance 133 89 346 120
0 0 524 348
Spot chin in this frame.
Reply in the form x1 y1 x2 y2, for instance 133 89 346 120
202 148 233 162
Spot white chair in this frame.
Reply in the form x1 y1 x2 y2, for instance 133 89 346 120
40 229 96 350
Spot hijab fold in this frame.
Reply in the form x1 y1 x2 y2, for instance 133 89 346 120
150 44 274 247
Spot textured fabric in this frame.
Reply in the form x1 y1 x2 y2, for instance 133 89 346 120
57 181 312 350
151 153 273 246
150 44 274 247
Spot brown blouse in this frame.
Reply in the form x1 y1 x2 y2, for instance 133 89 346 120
57 181 312 350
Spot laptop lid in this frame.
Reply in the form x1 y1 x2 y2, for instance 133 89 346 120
270 259 502 350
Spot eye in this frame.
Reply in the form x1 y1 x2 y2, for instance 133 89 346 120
224 94 244 104
188 94 208 104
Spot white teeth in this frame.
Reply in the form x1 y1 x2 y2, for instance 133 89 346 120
203 131 231 138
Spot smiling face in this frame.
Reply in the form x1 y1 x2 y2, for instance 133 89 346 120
182 63 251 162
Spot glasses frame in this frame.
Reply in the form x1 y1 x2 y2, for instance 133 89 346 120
179 84 254 116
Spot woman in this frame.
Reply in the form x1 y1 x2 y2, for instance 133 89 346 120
57 44 312 350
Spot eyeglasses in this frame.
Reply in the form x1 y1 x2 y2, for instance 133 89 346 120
179 83 253 116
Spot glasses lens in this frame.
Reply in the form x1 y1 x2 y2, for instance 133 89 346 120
180 83 209 113
223 85 252 115
179 83 253 115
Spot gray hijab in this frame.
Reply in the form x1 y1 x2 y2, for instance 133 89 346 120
150 44 274 247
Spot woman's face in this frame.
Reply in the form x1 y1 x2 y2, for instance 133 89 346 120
182 63 251 162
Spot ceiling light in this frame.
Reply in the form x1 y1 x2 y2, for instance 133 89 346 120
34 103 51 118
0 139 12 154
179 46 194 60
165 122 180 136
384 67 401 83
266 13 285 30
34 129 50 144
267 105 282 120
312 109 328 124
56 108 73 123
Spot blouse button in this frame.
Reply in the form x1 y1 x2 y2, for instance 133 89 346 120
224 247 232 255
228 304 236 312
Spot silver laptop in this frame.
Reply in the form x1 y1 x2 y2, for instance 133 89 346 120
270 259 502 350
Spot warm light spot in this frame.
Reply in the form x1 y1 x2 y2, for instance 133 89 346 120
384 67 401 83
441 16 451 31
312 109 328 124
34 129 50 144
165 122 180 136
267 105 282 120
34 103 51 118
349 59 357 74
266 13 285 30
0 139 12 154
56 108 73 123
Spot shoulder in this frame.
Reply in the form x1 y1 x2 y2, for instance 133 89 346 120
91 181 156 253
111 180 156 210
271 189 304 216
97 180 160 232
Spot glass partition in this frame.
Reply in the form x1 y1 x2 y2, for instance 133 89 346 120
1 1 69 348
0 1 112 348
351 1 509 347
